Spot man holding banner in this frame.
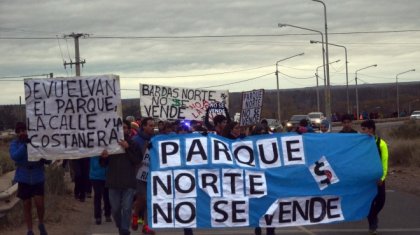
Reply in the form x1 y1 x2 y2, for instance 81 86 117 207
132 117 156 235
9 122 49 235
100 120 141 235
204 104 230 135
360 120 389 235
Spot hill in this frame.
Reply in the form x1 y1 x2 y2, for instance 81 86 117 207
1 81 419 129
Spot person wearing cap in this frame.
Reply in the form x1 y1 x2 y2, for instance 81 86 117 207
9 122 50 235
320 119 330 133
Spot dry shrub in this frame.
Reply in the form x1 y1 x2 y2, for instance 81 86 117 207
0 142 16 175
45 164 66 195
377 120 420 167
380 120 420 167
0 201 24 229
389 120 420 139
0 134 15 144
388 139 420 167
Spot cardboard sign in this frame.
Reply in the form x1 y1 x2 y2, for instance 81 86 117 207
240 89 264 126
24 75 124 161
140 84 228 120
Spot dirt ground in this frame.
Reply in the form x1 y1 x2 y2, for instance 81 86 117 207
386 165 420 196
1 190 94 235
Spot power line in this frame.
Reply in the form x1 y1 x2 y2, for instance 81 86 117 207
123 65 274 79
279 71 315 80
282 77 307 87
1 29 420 40
0 74 51 80
56 36 69 76
0 79 24 82
198 72 274 89
64 37 73 76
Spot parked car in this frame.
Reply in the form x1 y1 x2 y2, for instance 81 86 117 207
410 110 420 120
307 112 326 129
264 118 283 132
286 115 311 132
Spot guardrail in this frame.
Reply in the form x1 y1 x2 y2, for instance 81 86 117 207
0 160 61 218
0 170 19 218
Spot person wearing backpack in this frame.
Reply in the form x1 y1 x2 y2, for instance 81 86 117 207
360 120 389 235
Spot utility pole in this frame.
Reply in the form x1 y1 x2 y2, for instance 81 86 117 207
64 33 88 76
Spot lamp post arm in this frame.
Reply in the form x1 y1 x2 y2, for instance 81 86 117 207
279 24 323 37
396 69 416 80
276 52 304 65
274 52 304 122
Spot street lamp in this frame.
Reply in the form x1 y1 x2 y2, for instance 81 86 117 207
275 52 304 122
355 64 378 120
311 0 331 121
315 59 340 112
278 23 327 115
310 40 349 114
396 69 415 117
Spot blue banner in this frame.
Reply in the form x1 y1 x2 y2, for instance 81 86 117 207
147 132 382 228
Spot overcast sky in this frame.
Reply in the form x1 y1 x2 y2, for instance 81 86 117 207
1 0 419 104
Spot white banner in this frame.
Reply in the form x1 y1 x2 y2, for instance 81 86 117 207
24 75 124 161
139 84 229 120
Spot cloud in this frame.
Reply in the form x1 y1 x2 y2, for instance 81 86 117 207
1 0 419 105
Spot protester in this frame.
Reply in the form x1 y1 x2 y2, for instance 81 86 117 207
339 114 358 133
162 121 176 134
100 120 142 235
295 119 314 134
89 156 111 225
132 117 156 235
222 121 241 139
190 120 204 132
204 105 230 135
130 122 139 137
260 119 272 134
157 120 165 134
360 120 389 235
70 157 90 202
250 126 275 235
176 122 191 134
9 122 49 235
320 119 330 133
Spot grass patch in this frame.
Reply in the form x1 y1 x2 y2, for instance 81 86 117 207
379 120 420 167
388 139 420 167
388 120 420 139
0 143 15 175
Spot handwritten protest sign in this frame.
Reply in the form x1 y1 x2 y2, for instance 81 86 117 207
147 133 382 228
240 89 264 126
139 84 229 120
24 75 124 161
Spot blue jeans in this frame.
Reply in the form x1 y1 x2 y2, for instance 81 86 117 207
109 188 136 234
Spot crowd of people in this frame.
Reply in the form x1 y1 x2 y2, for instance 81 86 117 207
9 110 388 235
